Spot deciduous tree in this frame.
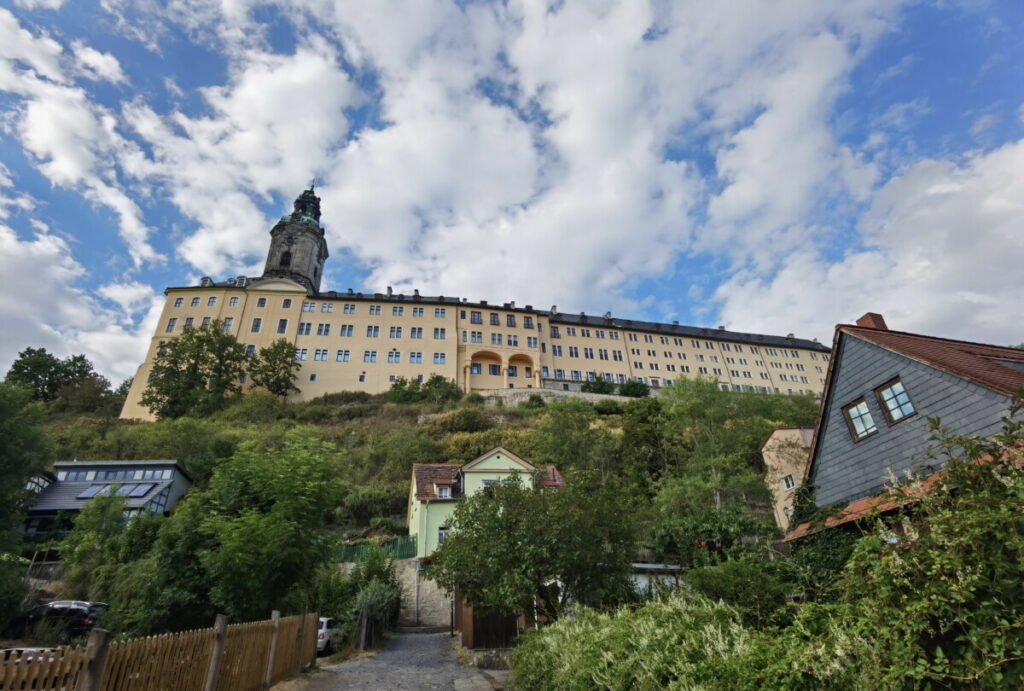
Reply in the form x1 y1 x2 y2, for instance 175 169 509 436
249 339 301 399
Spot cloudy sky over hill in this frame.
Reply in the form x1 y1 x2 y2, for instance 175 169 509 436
0 0 1021 382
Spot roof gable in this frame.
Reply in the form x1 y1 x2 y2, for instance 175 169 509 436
460 447 535 473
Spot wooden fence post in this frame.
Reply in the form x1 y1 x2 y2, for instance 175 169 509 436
79 628 111 691
311 611 319 668
262 610 281 691
204 614 228 691
295 611 308 676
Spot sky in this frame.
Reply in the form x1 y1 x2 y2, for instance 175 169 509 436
0 0 1022 384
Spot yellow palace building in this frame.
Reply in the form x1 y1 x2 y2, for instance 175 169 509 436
120 188 830 420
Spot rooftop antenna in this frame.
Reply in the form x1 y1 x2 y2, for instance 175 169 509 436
309 176 317 191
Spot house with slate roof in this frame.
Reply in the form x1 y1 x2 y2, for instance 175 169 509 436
406 447 563 559
784 313 1024 541
24 459 193 537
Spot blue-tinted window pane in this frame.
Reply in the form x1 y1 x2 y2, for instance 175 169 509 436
115 484 137 496
129 483 155 497
77 485 105 499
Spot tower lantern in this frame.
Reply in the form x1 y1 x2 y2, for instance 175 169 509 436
261 185 329 293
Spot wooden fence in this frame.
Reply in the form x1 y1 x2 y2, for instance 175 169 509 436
0 612 318 691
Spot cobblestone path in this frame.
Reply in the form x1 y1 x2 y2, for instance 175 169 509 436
287 632 491 691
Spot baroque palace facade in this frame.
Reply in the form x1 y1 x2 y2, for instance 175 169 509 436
120 188 830 420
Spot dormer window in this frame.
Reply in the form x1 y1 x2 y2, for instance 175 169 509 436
437 485 451 499
875 378 915 424
842 398 877 441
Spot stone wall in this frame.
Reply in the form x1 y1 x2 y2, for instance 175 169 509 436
395 558 452 627
480 388 633 408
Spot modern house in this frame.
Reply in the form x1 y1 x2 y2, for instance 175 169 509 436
24 460 193 537
406 447 563 560
760 427 814 531
784 313 1024 540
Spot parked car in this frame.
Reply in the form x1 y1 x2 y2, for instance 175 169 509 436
3 601 107 644
316 617 339 655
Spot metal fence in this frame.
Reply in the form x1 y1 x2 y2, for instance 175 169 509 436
335 535 417 562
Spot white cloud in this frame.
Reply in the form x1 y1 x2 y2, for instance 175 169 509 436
123 37 360 275
13 0 68 9
0 225 160 382
714 138 1024 345
71 40 127 83
0 9 158 267
969 113 998 137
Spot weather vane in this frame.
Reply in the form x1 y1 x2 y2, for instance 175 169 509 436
309 176 317 190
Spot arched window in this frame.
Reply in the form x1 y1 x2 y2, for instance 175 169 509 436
280 251 292 267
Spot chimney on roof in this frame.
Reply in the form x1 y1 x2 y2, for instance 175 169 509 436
387 286 393 297
510 300 515 309
604 311 612 320
550 305 557 315
856 312 888 330
414 289 420 297
672 320 679 326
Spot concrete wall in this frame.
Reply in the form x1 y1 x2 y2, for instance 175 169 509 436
482 388 632 407
812 334 1010 507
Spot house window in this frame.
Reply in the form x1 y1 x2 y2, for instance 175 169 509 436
410 352 423 364
165 318 177 333
309 373 318 381
191 297 200 307
228 296 239 307
339 325 354 337
782 474 795 490
411 327 423 339
344 303 356 314
369 305 382 315
298 322 311 336
393 306 404 316
302 302 316 312
434 328 446 339
435 308 447 318
388 350 401 363
524 316 534 329
245 344 256 358
434 353 446 364
295 348 308 361
201 317 212 329
281 298 292 309
277 319 289 334
173 297 184 307
437 486 451 499
508 365 518 377
337 350 350 362
222 317 234 332
318 323 331 336
438 526 450 546
256 297 267 308
364 351 377 363
471 363 482 375
390 326 403 338
490 313 500 326
843 398 878 441
367 325 380 338
251 318 262 333
413 307 424 317
488 364 500 376
876 379 916 423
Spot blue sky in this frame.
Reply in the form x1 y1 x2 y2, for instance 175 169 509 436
0 0 1021 382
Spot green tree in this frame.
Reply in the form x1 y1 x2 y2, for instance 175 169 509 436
0 383 53 624
140 321 246 419
4 348 98 402
580 377 615 394
617 379 650 397
249 339 301 399
50 372 122 417
427 474 637 621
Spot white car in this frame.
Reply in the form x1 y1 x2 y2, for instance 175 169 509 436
316 617 338 655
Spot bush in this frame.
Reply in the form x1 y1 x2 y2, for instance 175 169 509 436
519 394 547 410
617 380 650 397
593 399 623 415
580 378 615 394
463 392 485 405
421 407 493 434
684 558 795 628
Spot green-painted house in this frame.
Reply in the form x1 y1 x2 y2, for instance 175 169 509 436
406 447 564 559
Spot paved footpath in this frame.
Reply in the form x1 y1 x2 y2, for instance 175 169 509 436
283 632 493 691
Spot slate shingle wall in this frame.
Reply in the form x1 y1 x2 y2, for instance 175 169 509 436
812 335 1010 507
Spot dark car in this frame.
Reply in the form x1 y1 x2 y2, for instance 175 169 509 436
3 600 107 644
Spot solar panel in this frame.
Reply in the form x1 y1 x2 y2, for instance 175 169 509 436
115 484 137 496
76 485 105 499
129 483 155 497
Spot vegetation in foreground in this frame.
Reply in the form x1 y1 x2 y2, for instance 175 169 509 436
509 407 1024 690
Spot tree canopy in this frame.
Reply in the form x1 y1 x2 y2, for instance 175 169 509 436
249 339 301 399
5 348 100 402
141 321 247 419
427 473 638 621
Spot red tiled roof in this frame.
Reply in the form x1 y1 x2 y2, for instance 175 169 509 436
413 464 461 500
785 453 1015 541
844 325 1024 396
411 457 564 499
537 465 564 487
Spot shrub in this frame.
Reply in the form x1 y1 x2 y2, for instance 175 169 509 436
519 394 547 410
617 380 650 397
593 399 623 415
421 407 493 434
464 392 485 405
580 378 615 394
684 558 796 628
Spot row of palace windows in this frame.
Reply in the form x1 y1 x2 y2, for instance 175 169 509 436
172 295 450 318
469 363 534 377
842 378 916 442
293 349 448 365
461 311 535 329
462 332 539 348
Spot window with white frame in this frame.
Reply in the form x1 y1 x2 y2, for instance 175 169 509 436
843 399 877 440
